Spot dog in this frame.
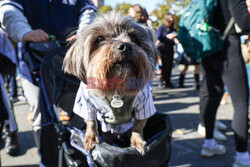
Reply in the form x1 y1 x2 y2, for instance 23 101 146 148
63 11 158 154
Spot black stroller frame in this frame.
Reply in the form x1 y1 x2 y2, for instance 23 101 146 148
36 44 86 167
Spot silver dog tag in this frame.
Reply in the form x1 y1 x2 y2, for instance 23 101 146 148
111 94 123 108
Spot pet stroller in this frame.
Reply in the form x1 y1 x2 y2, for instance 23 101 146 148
24 39 172 167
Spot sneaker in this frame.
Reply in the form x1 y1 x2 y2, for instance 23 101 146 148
197 124 227 141
5 131 19 156
233 158 250 167
201 143 226 157
17 95 27 102
215 120 227 131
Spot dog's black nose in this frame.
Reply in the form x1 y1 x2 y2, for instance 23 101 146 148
116 43 131 53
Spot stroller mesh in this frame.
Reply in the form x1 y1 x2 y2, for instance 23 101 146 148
40 46 80 122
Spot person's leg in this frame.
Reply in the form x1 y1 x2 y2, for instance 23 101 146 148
194 65 200 89
158 48 168 85
199 59 224 139
0 74 19 155
0 86 8 122
8 70 18 101
179 65 188 88
199 56 227 157
221 37 249 153
22 79 41 152
194 65 200 74
165 51 174 87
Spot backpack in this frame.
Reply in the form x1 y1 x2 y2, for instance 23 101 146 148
178 0 229 59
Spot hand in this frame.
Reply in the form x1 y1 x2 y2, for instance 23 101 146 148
166 33 177 40
22 29 49 42
66 35 77 42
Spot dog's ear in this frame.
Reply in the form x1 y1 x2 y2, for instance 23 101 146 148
63 40 86 83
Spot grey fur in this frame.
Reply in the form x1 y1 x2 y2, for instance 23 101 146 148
63 11 158 96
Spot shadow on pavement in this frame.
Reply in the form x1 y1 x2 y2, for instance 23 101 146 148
153 88 199 101
155 102 199 113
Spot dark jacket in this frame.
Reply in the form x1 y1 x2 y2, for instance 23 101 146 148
1 0 97 40
214 0 250 35
156 24 176 54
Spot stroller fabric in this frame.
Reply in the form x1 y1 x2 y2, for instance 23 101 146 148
70 113 172 167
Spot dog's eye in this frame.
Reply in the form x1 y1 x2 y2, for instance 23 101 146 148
95 36 105 44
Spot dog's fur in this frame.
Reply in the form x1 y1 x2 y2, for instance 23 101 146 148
63 12 158 154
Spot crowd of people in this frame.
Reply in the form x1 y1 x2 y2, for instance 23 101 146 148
0 0 249 167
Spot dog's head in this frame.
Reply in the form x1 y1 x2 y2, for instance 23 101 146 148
63 11 158 97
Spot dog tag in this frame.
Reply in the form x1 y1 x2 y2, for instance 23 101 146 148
111 94 124 108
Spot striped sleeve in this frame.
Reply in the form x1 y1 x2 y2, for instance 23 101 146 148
73 82 96 121
134 84 156 120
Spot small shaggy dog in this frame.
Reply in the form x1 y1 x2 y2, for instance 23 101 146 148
63 12 158 154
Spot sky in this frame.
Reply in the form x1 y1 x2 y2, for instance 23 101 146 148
105 0 164 13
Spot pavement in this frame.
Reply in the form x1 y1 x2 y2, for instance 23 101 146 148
1 66 250 167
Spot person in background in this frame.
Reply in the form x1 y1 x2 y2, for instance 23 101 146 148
175 41 201 89
156 13 177 89
221 33 250 106
182 26 228 141
128 4 154 29
0 0 97 166
199 1 250 167
0 74 19 156
0 28 19 156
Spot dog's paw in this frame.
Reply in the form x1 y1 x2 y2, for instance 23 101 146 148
84 134 99 151
131 133 146 155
